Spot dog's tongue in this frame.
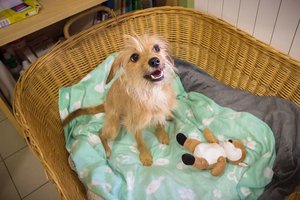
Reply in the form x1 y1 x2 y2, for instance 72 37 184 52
150 70 163 79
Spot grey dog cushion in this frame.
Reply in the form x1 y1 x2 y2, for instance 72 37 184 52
174 57 300 200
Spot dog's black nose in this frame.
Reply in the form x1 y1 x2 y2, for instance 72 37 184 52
148 57 160 68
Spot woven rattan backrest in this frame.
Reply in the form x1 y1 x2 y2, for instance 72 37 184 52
14 7 300 200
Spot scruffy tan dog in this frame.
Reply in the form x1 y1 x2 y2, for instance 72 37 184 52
62 35 177 166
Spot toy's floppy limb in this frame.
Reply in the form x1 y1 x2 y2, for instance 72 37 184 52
211 156 227 176
176 133 187 145
177 129 247 176
182 154 209 169
176 133 200 152
203 128 219 143
182 154 195 165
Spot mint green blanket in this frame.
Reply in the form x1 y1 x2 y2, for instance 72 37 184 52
59 54 275 200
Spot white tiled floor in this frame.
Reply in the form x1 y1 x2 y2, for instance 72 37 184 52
0 109 59 200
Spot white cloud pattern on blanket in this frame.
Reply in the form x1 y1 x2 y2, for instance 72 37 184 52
58 54 276 200
146 176 165 194
178 188 196 200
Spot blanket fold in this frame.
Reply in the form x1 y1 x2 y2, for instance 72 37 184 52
59 54 276 200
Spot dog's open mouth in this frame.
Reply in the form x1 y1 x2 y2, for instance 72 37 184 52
144 69 164 82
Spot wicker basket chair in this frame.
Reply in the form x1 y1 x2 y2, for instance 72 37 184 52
14 7 300 200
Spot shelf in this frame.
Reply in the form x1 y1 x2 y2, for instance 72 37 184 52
0 0 106 135
0 0 106 46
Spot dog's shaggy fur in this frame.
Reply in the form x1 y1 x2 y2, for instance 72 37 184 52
63 35 177 166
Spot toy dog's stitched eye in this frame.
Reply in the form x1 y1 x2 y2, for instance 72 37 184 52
153 44 160 52
130 53 139 62
228 139 233 143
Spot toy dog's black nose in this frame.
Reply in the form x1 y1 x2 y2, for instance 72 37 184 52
148 57 160 68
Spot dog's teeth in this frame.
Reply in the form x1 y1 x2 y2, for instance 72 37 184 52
151 75 159 79
151 72 163 80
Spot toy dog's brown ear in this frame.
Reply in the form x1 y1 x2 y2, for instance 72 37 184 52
231 140 247 165
106 53 123 84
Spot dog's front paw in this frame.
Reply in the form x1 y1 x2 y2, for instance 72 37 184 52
156 127 170 145
157 132 170 145
105 147 111 158
166 115 174 121
140 150 153 166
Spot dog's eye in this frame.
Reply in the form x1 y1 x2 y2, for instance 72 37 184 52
153 44 160 52
130 53 139 62
228 139 233 143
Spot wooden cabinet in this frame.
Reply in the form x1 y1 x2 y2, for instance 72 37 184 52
0 0 106 134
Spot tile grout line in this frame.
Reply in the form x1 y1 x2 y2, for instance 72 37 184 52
3 145 49 199
2 157 23 199
0 153 4 162
288 18 300 55
21 181 49 200
0 117 7 123
252 0 261 36
3 144 28 160
269 0 282 45
1 116 24 199
236 0 242 27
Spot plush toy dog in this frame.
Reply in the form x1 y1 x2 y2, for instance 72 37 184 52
176 128 247 176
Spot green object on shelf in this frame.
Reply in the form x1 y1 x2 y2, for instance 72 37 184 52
178 0 194 8
3 54 17 68
2 53 21 79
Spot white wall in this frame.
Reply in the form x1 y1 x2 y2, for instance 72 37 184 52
194 0 300 61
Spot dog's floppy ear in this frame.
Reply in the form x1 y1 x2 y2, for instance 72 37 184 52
106 34 134 83
106 53 123 84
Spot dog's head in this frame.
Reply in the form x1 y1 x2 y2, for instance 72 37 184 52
107 35 174 86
